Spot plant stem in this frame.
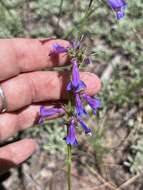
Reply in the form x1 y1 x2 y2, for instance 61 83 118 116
67 144 72 190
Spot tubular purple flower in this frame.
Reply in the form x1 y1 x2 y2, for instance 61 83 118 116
107 0 127 20
51 44 68 54
39 106 65 124
71 40 81 49
84 57 92 65
71 59 80 88
66 59 86 92
64 119 78 145
82 94 101 115
75 93 87 117
78 117 92 135
38 117 44 125
71 40 76 49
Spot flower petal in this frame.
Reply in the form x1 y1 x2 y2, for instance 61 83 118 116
84 57 92 65
51 44 68 54
39 106 64 118
116 9 125 20
38 117 44 125
64 119 78 145
78 117 92 134
75 94 87 117
82 94 101 109
71 59 80 88
107 0 127 9
66 81 72 91
107 0 127 20
75 80 86 93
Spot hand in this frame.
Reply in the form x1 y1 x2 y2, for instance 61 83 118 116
0 38 101 174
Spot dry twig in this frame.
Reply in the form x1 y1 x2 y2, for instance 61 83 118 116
115 173 141 190
87 165 117 190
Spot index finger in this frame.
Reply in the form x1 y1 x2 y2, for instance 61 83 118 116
0 38 70 82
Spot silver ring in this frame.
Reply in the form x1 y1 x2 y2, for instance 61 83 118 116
0 85 7 113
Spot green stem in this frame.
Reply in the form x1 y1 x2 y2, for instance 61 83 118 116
67 144 72 190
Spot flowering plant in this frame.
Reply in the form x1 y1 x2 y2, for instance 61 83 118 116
39 39 101 188
38 1 127 189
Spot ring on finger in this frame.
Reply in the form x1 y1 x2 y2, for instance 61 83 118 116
0 85 7 113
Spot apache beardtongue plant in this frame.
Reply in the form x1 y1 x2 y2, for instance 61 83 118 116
38 1 127 189
39 42 101 144
38 40 101 190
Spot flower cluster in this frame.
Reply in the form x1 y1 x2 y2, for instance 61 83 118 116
39 41 101 146
39 0 128 133
107 0 127 20
65 56 101 145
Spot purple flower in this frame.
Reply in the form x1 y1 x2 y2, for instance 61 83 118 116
38 117 44 125
66 59 86 92
78 117 92 135
84 57 92 65
71 40 81 49
39 106 64 124
82 94 101 115
51 44 68 54
75 93 87 117
64 119 78 145
107 0 127 20
71 40 76 49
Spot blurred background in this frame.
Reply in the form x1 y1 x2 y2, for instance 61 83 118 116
0 0 143 189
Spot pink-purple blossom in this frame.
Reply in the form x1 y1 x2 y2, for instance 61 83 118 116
39 106 65 124
78 117 92 135
107 0 127 20
64 118 78 145
75 93 87 117
82 93 101 115
84 57 92 65
66 59 86 93
51 44 68 54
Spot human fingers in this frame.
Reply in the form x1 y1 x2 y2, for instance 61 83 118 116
0 71 101 112
0 139 37 174
0 38 69 82
0 104 64 141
